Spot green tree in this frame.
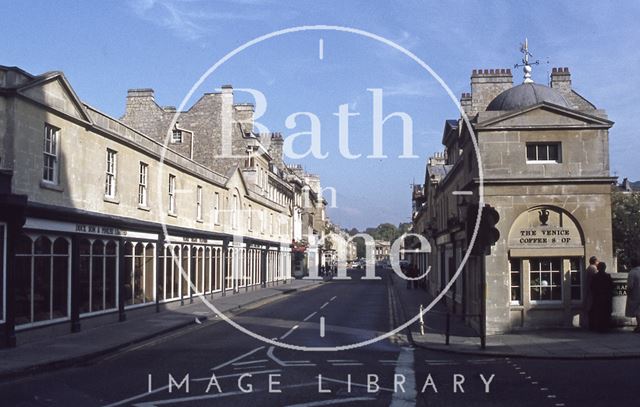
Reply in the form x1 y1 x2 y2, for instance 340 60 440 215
612 191 640 271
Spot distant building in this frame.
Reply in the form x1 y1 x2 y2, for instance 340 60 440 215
412 50 616 333
374 240 391 262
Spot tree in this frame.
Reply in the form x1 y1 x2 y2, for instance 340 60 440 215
612 191 640 271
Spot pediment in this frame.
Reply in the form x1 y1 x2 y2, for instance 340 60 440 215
476 102 612 130
224 166 249 195
18 73 92 124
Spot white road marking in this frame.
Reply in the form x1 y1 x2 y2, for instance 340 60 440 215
329 296 337 301
452 191 473 195
318 38 324 60
284 397 376 407
232 359 268 366
390 347 417 407
320 302 329 309
280 325 299 340
331 363 363 366
191 370 281 382
327 359 358 363
303 311 317 322
320 317 325 338
234 365 266 370
548 395 557 399
211 346 264 371
267 345 315 367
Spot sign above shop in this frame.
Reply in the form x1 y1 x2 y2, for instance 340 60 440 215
509 207 583 249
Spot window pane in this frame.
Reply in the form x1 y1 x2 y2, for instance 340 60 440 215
548 144 559 161
15 256 32 325
53 238 69 255
92 254 104 311
34 236 51 255
79 254 91 314
16 235 32 255
105 256 117 310
52 257 68 319
33 256 51 322
538 145 548 160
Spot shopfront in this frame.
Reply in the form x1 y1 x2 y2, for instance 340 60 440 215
507 206 586 328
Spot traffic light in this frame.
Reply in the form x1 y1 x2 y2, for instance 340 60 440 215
467 204 500 255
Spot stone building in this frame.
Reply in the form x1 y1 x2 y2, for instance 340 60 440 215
412 52 616 333
0 65 327 347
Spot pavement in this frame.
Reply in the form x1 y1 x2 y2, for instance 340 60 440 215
0 278 324 380
388 269 640 359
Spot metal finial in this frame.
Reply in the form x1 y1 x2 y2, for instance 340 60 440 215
514 37 539 84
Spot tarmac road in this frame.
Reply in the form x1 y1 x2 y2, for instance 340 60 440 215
0 269 638 406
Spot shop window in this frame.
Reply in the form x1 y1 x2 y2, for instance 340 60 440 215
529 258 562 302
569 257 582 301
124 241 155 306
526 143 561 163
510 258 522 304
161 245 181 301
15 234 70 326
79 239 118 315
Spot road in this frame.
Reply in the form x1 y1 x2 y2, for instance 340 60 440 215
0 269 638 406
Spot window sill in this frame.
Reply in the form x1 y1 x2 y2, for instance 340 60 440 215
167 212 178 218
196 218 204 224
40 180 64 192
104 196 120 204
137 205 151 212
526 160 561 164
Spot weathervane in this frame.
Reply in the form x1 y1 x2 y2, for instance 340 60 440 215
514 38 539 83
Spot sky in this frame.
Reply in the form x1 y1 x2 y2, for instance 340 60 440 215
2 1 639 230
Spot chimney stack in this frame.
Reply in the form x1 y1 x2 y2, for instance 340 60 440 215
269 132 284 166
550 67 571 93
220 85 233 156
470 68 513 114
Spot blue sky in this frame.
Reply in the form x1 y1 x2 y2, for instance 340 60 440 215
2 1 639 230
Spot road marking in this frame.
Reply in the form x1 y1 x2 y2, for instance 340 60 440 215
303 311 317 322
234 365 266 370
390 347 416 406
320 301 329 309
320 317 325 337
331 363 363 366
318 38 324 60
452 191 473 195
192 370 281 382
280 325 299 340
232 359 268 366
211 346 264 371
284 397 375 407
330 295 337 301
531 381 538 385
327 359 358 363
548 395 557 399
267 345 315 367
541 387 549 391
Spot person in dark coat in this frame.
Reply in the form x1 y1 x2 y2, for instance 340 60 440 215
589 262 614 333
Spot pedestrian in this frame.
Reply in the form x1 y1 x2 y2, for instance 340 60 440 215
589 262 613 333
583 256 599 327
625 257 640 333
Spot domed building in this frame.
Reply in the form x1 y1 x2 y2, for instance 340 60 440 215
411 44 618 334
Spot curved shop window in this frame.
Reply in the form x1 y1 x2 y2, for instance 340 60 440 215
507 206 585 305
15 234 70 327
123 241 155 307
79 239 118 315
